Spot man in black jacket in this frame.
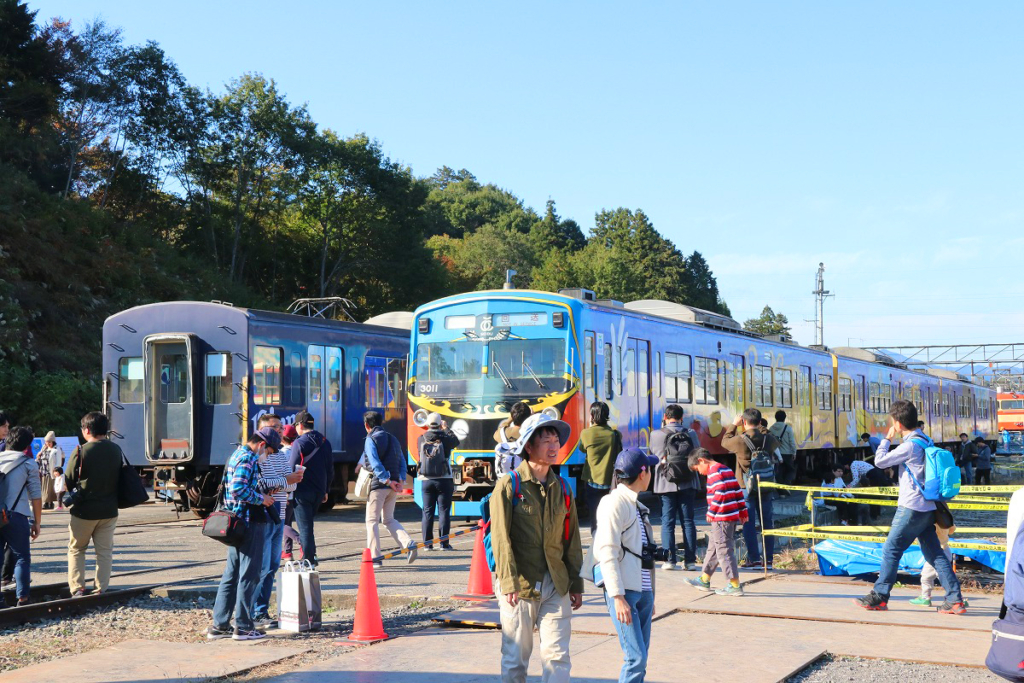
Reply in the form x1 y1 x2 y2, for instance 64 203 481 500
287 410 334 567
417 413 459 550
66 412 122 596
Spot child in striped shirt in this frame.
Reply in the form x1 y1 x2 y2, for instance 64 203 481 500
686 449 748 596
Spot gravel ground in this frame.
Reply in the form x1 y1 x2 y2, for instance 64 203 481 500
0 593 459 677
787 655 1000 682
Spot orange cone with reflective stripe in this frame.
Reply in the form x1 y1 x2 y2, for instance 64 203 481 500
338 548 388 644
453 523 495 601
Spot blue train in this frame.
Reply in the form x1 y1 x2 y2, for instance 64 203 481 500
101 301 411 508
406 288 997 516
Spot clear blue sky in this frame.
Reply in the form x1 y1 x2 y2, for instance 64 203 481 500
29 1 1023 349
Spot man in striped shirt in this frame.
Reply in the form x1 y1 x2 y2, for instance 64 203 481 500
686 448 748 596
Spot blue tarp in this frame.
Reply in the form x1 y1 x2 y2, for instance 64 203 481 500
815 539 1005 576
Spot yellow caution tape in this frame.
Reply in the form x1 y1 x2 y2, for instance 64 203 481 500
807 525 1005 535
761 481 1019 496
761 527 1007 552
811 496 1008 510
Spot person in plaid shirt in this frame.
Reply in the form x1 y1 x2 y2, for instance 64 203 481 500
207 427 281 642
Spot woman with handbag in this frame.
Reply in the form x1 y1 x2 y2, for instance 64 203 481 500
206 428 280 642
587 448 659 683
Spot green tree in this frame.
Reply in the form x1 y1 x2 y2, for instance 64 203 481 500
743 306 791 336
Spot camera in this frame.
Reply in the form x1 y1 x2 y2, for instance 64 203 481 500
62 488 84 509
639 543 670 570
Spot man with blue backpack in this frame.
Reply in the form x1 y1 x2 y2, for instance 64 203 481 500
487 413 583 683
855 399 965 615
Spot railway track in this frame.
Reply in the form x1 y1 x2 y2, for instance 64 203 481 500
0 520 480 627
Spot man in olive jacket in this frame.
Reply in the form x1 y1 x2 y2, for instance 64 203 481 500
65 412 123 596
489 413 584 683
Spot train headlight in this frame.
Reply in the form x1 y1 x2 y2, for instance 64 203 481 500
413 409 430 428
542 406 561 420
451 419 470 441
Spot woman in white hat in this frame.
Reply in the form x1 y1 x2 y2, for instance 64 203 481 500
38 432 64 510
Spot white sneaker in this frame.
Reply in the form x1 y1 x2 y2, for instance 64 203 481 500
684 563 698 571
661 562 679 571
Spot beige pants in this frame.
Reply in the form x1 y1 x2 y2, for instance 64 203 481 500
68 516 117 593
496 573 572 683
41 474 56 506
365 487 412 559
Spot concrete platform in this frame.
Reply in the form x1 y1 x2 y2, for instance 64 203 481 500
681 573 1000 632
0 638 307 682
264 620 825 683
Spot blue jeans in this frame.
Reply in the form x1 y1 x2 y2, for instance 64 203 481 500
421 478 455 548
874 506 963 603
742 487 774 564
212 521 266 632
659 489 697 565
253 519 284 618
605 589 654 683
0 513 30 600
292 489 320 564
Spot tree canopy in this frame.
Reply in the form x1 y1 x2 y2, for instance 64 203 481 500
0 1 732 430
743 306 792 336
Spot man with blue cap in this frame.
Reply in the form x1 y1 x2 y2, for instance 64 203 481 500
586 448 659 683
489 413 584 683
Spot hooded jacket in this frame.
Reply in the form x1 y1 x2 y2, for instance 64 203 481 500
288 430 334 499
0 451 40 518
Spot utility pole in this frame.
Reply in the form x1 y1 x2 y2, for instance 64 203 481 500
812 262 834 346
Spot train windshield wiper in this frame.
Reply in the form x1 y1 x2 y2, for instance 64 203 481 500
522 361 546 389
491 362 515 390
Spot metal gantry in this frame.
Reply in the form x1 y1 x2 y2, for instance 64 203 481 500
287 297 358 322
862 343 1024 390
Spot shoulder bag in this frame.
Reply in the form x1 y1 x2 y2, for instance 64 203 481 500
117 447 150 509
201 484 247 547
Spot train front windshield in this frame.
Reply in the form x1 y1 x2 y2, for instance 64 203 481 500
415 338 570 401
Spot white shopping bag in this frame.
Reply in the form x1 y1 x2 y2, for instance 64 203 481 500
277 560 322 632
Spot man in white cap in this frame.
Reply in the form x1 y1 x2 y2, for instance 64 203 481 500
489 413 584 683
417 413 460 550
37 432 63 510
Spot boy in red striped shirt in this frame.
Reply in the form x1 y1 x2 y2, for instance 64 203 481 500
686 448 748 596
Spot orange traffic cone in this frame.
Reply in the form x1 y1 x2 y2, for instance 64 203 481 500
453 523 495 601
338 548 389 644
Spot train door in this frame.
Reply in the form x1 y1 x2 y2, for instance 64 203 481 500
144 333 196 462
637 340 652 450
622 339 638 447
855 374 866 439
307 346 325 434
800 365 812 440
325 346 343 450
728 353 745 408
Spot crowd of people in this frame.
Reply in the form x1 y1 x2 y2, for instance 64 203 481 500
0 395 987 680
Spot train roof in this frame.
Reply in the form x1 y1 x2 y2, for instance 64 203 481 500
105 301 411 337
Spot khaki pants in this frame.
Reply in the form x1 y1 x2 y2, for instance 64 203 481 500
68 516 117 593
365 488 412 559
41 474 55 507
496 573 572 683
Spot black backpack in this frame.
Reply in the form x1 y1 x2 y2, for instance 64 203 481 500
418 436 450 478
742 433 776 489
660 428 696 484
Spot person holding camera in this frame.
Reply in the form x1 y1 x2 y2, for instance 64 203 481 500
590 448 659 683
65 412 123 597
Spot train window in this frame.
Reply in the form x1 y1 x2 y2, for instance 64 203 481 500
253 346 282 405
838 378 853 412
664 352 692 403
799 366 811 407
815 375 832 410
289 352 302 404
754 365 773 407
159 353 188 404
309 354 323 402
932 389 941 415
584 336 594 390
418 341 484 380
881 385 892 413
328 354 341 402
695 357 718 405
118 357 144 403
205 353 233 405
774 369 793 408
604 343 613 400
388 358 407 412
942 393 950 417
1002 400 1024 410
868 383 878 412
638 347 649 401
653 352 661 399
624 348 636 397
915 389 924 416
